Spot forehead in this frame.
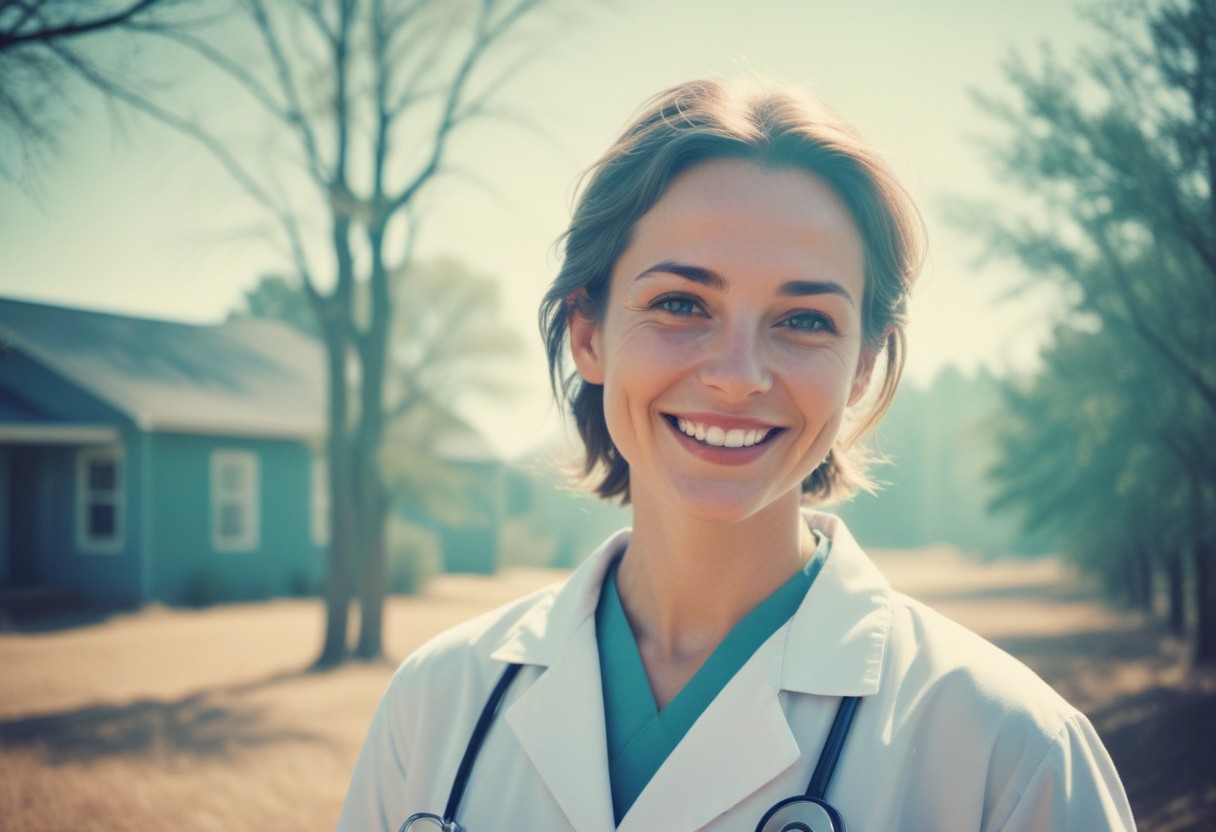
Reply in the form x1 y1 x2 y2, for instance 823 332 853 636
619 158 866 292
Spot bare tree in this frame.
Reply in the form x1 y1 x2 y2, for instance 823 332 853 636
0 0 184 187
96 0 553 664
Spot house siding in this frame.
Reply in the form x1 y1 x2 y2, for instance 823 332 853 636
146 433 323 604
0 347 145 604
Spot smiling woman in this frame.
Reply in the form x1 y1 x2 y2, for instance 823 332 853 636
567 159 871 530
337 78 1136 832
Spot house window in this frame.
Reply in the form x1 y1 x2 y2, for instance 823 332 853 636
77 447 123 553
211 450 259 552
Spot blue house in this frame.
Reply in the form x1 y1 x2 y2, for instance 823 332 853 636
0 298 327 606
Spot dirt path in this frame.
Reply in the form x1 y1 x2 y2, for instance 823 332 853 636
1 550 1211 831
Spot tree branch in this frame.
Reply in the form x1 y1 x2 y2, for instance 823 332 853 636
0 0 170 50
387 0 542 216
246 0 327 184
129 20 289 125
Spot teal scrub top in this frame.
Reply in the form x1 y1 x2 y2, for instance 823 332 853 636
595 532 831 824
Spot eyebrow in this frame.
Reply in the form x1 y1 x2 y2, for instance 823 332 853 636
634 260 856 307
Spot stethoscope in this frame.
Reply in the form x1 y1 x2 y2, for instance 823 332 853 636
400 662 860 832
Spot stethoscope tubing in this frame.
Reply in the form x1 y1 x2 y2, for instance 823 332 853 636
412 662 860 832
807 694 860 800
444 662 524 821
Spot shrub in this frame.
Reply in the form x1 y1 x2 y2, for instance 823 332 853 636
386 519 442 595
498 517 558 569
179 569 233 608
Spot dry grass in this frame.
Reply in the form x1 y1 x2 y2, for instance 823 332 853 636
1 553 1211 831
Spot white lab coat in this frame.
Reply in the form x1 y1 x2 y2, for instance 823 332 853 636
338 512 1135 831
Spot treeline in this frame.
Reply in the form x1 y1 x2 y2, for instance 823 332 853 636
840 368 1032 558
960 0 1216 663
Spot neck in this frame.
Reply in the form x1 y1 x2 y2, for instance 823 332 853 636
615 487 814 664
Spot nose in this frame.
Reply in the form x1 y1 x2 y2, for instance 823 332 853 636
697 321 772 399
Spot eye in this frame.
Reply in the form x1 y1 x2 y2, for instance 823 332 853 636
779 311 837 334
652 294 706 317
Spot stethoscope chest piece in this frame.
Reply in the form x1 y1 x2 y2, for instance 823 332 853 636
754 794 844 832
400 811 465 831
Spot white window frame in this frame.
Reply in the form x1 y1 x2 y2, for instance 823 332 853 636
76 446 124 554
211 449 260 552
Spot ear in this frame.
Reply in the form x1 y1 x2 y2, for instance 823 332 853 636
568 294 605 385
848 344 879 407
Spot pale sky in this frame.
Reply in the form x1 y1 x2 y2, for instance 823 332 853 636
0 0 1096 457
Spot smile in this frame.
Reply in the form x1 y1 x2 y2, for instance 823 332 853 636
670 416 777 448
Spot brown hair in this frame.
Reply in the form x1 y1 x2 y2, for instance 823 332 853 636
539 78 925 504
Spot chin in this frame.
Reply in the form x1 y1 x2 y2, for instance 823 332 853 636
656 481 803 527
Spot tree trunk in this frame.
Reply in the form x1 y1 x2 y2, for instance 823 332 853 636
352 424 387 660
316 330 355 667
353 228 392 662
1194 537 1216 664
1134 542 1154 612
355 469 388 660
1117 547 1151 610
1165 547 1187 636
1190 478 1216 665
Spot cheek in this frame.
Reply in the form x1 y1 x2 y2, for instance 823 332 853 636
596 327 695 451
782 347 860 402
603 322 701 385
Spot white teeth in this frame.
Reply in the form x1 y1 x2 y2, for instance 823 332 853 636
675 418 771 448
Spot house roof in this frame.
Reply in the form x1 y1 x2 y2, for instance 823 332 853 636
0 298 325 439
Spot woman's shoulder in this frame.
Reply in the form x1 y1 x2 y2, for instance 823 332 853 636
879 592 1133 829
879 589 1113 815
885 589 1078 732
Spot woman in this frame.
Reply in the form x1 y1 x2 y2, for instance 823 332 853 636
338 78 1135 832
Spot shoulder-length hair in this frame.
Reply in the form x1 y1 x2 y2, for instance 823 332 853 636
539 78 925 504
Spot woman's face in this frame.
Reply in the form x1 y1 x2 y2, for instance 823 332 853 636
570 158 873 524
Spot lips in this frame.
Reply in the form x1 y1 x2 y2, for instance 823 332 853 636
665 414 781 448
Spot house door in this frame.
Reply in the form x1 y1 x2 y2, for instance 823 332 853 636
6 446 49 585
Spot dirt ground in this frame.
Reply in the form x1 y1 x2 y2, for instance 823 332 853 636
1 548 1212 831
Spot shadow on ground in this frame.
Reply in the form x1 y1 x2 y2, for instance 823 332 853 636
1094 684 1216 831
0 668 326 764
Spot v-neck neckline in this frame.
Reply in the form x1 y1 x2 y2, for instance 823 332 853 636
595 532 831 824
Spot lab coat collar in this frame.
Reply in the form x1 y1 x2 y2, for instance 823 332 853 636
490 530 628 832
486 513 893 832
490 527 630 668
491 513 892 694
781 510 893 697
502 611 617 832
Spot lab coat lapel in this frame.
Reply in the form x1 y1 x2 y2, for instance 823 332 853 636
618 637 800 832
503 613 615 832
